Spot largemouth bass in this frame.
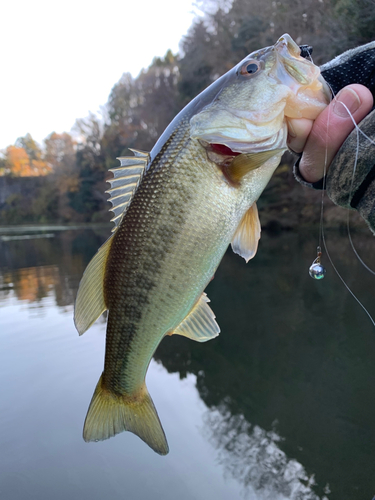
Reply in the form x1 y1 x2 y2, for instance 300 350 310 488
74 34 329 455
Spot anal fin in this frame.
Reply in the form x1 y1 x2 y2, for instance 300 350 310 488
171 293 220 342
231 202 261 263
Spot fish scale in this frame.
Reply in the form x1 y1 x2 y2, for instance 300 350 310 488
104 128 236 396
74 34 329 454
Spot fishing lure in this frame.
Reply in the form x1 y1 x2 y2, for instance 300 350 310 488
295 41 375 319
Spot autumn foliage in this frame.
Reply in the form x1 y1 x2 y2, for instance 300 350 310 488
1 0 374 225
2 145 51 177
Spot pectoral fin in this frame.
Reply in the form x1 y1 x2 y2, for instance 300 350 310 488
171 293 220 342
231 202 261 263
226 149 284 184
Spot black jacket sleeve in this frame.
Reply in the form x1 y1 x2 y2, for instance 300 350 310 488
326 110 375 232
293 41 375 232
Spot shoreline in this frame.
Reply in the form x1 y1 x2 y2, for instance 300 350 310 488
0 223 111 235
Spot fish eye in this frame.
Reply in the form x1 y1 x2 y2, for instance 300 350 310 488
239 60 261 76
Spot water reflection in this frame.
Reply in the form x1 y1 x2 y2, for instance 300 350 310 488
154 230 375 499
204 407 326 500
1 227 375 499
0 227 109 308
1 266 59 303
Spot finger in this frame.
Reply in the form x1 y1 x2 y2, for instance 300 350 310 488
287 118 314 153
299 84 374 183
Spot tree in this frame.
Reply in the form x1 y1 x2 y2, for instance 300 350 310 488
2 0 375 226
331 0 375 51
16 133 51 176
136 50 181 144
16 133 42 162
44 132 76 173
71 114 108 221
178 20 217 103
3 146 30 176
43 132 79 221
1 133 50 177
103 51 181 169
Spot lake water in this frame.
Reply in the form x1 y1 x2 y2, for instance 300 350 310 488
1 226 375 500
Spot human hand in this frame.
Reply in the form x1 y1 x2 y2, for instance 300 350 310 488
287 84 374 183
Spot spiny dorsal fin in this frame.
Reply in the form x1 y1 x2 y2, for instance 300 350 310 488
106 149 150 232
231 202 261 263
74 236 112 335
129 148 149 158
226 149 285 184
171 293 220 342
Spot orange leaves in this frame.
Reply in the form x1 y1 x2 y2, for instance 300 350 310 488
2 144 51 177
5 146 30 176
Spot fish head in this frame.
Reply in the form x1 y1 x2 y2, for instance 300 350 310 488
190 33 330 156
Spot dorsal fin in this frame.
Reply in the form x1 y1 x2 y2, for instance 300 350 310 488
129 148 149 158
74 236 112 335
106 149 150 232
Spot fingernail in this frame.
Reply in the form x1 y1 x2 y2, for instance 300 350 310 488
333 88 361 118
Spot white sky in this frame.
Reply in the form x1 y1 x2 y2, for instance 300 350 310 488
0 0 199 151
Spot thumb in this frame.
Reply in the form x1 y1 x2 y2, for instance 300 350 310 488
299 84 374 183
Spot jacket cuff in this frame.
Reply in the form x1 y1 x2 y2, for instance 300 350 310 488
326 110 375 233
293 153 326 190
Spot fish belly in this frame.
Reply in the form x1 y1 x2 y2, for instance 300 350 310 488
82 137 280 451
102 140 246 397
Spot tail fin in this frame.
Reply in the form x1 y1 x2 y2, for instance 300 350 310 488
83 374 169 455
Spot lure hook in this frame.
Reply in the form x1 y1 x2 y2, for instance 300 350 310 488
309 246 326 280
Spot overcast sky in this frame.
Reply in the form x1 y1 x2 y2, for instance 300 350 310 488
0 0 199 150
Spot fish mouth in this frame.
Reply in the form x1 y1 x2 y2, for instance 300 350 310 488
273 34 314 86
269 34 331 115
274 34 301 58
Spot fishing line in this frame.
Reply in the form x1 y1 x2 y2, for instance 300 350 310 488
332 98 375 276
321 217 375 326
309 78 375 326
298 47 374 321
302 47 328 280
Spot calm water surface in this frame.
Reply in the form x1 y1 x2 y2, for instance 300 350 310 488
1 226 375 500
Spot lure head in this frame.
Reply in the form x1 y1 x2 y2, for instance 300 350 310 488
309 262 326 280
190 34 330 155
